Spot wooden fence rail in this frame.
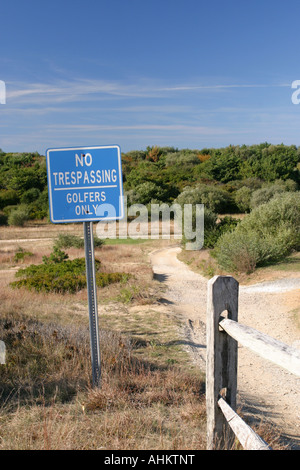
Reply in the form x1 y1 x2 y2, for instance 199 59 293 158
206 275 300 450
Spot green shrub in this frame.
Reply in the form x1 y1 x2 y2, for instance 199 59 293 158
250 180 298 209
54 234 84 249
204 216 240 248
96 272 131 288
0 211 8 225
128 181 166 206
181 207 218 250
212 192 300 272
250 186 284 209
43 246 69 264
20 187 41 204
10 249 131 294
54 233 104 250
181 209 239 250
234 186 253 213
175 184 232 213
26 188 49 220
212 227 294 273
7 205 30 226
165 150 200 168
244 191 300 240
0 189 20 209
13 247 33 263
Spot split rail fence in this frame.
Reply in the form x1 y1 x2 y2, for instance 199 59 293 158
206 275 300 450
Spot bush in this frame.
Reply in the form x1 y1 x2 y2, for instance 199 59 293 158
127 181 166 206
0 189 20 209
244 191 300 240
250 186 284 209
7 205 30 226
42 246 69 264
54 233 104 250
26 188 49 220
250 180 298 209
10 249 131 294
13 247 33 263
175 184 232 213
202 150 242 183
212 192 300 272
182 209 239 249
165 150 200 168
204 216 240 248
234 186 253 213
0 211 8 225
20 187 41 204
212 227 294 273
54 234 85 249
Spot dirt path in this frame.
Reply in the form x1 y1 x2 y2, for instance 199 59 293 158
150 246 300 449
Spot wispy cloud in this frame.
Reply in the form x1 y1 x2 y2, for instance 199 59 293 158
159 83 290 91
6 78 163 104
5 77 291 106
1 75 297 153
43 123 230 135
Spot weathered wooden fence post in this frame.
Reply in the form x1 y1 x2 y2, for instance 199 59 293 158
206 275 239 449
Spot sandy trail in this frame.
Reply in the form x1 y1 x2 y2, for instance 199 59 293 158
150 246 300 449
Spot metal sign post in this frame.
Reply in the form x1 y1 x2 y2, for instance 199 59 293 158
46 144 124 389
84 221 101 387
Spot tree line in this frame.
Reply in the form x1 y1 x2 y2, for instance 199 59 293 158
0 142 299 226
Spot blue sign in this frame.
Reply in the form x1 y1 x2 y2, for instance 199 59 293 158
46 145 124 223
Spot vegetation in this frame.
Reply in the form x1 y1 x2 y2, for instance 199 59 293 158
1 144 296 449
0 312 207 450
0 239 212 450
0 150 48 224
1 238 285 450
121 143 299 272
212 192 300 273
0 144 299 226
0 143 299 273
53 233 104 250
10 247 132 294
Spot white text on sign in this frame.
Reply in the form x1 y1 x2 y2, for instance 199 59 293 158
53 152 118 217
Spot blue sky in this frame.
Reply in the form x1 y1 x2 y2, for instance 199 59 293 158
1 0 300 154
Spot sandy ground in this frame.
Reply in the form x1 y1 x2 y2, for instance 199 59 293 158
150 246 300 450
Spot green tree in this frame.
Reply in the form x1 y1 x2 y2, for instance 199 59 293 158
175 184 232 213
202 148 242 183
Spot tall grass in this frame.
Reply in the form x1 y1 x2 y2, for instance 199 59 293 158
0 312 207 450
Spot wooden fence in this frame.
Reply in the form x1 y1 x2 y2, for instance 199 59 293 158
206 275 300 450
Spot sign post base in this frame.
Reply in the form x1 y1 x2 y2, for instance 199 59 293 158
83 221 101 387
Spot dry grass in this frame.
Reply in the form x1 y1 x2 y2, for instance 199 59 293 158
0 225 207 450
0 224 291 450
0 311 206 450
0 219 84 241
